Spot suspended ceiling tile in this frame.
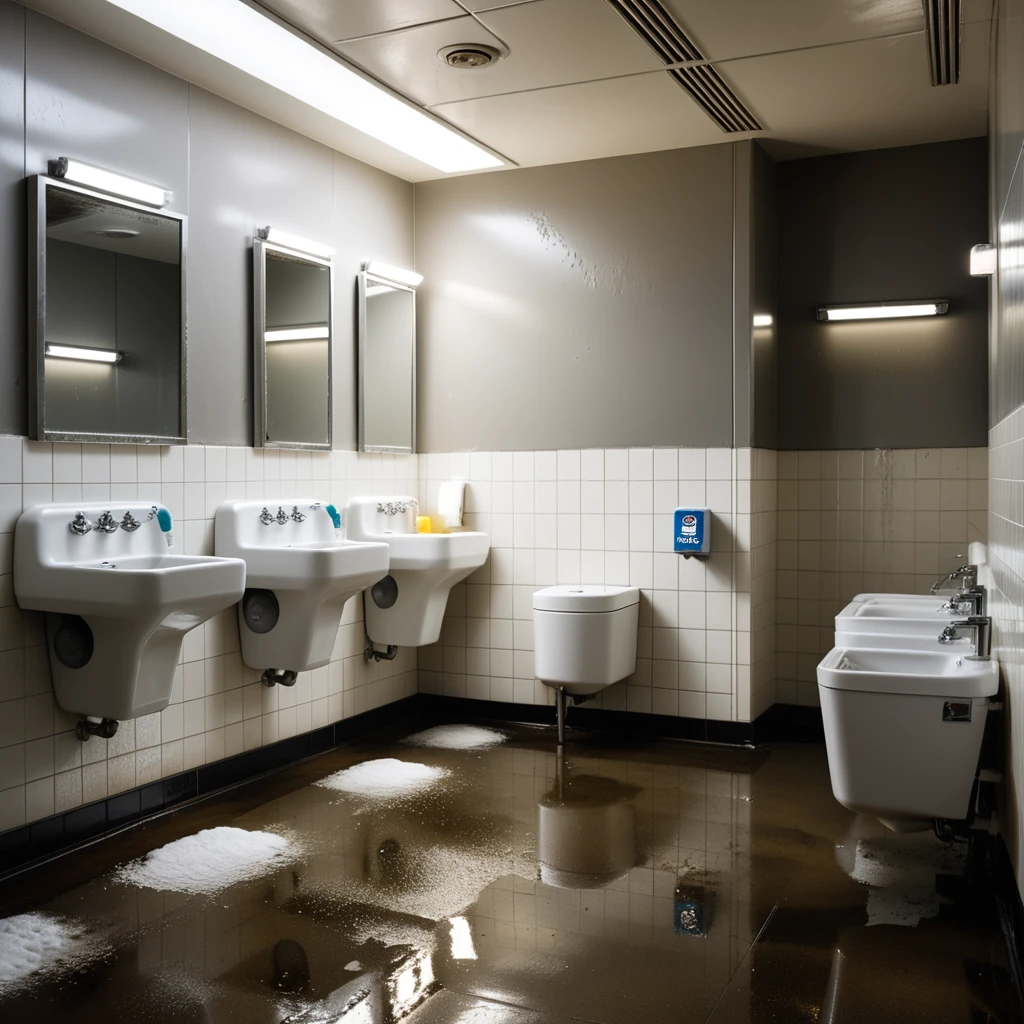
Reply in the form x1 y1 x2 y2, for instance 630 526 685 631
339 0 664 109
725 23 989 161
430 71 732 168
663 0 990 62
255 0 464 45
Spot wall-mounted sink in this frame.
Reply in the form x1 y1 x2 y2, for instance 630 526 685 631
215 500 389 683
14 502 245 737
346 496 489 647
817 647 998 830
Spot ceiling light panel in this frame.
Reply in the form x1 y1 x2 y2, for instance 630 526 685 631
102 0 503 173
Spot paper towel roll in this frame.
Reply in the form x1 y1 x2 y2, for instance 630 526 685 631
438 480 466 529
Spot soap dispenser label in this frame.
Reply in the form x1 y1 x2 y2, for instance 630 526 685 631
674 508 710 555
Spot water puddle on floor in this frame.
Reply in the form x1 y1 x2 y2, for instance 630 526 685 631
0 723 1018 1023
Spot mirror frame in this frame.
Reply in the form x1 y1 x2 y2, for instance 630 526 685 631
253 237 334 452
28 175 188 444
357 270 417 455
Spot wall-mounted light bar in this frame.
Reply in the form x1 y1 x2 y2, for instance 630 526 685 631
970 243 996 277
45 343 123 364
48 157 172 208
103 0 504 174
816 301 949 322
752 314 773 328
265 327 330 342
258 227 336 259
364 261 423 287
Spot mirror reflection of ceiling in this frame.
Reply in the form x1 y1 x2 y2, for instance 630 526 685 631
253 0 992 169
45 186 181 263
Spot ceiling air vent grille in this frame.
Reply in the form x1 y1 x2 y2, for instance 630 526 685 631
923 0 962 85
604 0 761 133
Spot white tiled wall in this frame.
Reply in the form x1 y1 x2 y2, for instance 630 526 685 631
416 448 768 725
775 447 988 706
0 437 419 833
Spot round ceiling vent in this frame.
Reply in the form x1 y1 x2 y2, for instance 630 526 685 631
438 43 501 69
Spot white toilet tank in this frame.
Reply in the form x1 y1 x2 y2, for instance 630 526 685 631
533 585 640 695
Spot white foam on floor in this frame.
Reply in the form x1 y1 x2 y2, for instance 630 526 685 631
316 758 447 799
117 826 298 894
0 913 99 993
404 725 506 751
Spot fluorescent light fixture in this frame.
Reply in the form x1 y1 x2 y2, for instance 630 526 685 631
259 227 336 259
103 0 504 173
45 343 122 363
816 301 949 322
970 243 996 276
752 313 773 328
48 157 171 207
364 261 423 287
265 327 329 342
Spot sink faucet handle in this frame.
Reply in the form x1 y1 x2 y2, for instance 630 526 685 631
938 624 961 643
275 506 289 525
120 511 141 532
95 511 119 534
69 512 94 536
259 507 274 526
290 505 307 523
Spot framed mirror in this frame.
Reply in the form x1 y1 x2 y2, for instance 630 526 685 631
253 232 333 450
29 175 186 443
358 264 418 454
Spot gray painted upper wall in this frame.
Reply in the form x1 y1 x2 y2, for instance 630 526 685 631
413 145 737 453
0 3 413 446
777 138 989 450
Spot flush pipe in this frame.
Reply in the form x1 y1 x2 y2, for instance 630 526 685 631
365 638 399 662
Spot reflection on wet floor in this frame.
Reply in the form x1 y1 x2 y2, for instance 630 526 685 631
0 718 1018 1023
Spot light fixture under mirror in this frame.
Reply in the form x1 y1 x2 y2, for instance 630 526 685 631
254 230 333 450
48 156 172 208
816 300 949 322
29 173 186 444
358 263 418 454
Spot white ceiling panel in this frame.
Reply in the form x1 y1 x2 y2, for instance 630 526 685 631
339 0 664 108
431 71 731 167
726 22 989 161
255 0 464 44
659 0 992 62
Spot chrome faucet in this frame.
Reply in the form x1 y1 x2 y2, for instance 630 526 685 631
931 562 978 595
68 512 93 536
259 507 274 526
290 505 306 523
938 616 992 658
275 506 289 525
120 512 141 532
95 511 119 534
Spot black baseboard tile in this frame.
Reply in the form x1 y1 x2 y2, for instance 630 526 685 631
985 831 1024 1004
0 696 420 879
752 702 825 742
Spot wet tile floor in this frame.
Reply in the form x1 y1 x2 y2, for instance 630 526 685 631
0 715 1019 1023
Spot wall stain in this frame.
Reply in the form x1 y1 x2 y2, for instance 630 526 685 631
527 212 629 295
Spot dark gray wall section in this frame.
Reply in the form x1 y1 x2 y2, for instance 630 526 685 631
777 138 989 450
751 143 778 449
0 3 26 436
0 2 413 446
413 145 736 452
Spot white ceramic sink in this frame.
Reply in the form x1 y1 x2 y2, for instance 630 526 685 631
215 499 390 674
818 647 998 697
346 495 489 647
835 598 964 642
14 502 245 726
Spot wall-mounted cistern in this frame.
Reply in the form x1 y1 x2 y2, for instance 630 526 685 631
15 502 246 740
